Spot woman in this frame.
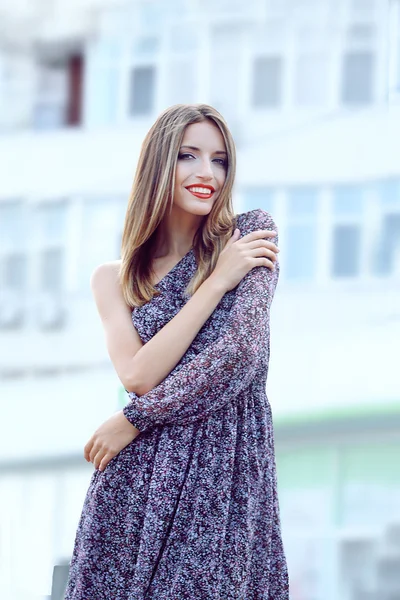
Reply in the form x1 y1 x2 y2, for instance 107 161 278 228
64 104 289 599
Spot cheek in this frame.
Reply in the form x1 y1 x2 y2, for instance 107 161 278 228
215 167 227 190
175 161 191 185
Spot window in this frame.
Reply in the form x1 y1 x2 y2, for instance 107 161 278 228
0 53 33 129
373 214 400 276
138 0 188 30
252 56 283 107
201 0 256 15
33 201 68 329
265 0 289 17
0 201 27 329
286 188 318 281
242 188 275 213
167 29 198 105
341 51 374 105
332 225 361 277
79 198 126 291
167 60 197 106
39 248 64 292
33 201 67 291
295 54 329 106
3 254 27 290
34 54 83 129
85 37 124 127
129 66 156 116
373 179 400 276
134 37 160 58
389 0 400 97
331 186 364 278
347 24 376 44
350 0 376 14
169 28 198 54
210 26 246 116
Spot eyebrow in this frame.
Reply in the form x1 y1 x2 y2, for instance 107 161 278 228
180 145 227 155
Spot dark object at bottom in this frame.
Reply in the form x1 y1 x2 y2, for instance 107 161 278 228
51 563 70 600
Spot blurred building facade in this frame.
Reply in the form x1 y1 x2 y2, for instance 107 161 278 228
0 0 400 598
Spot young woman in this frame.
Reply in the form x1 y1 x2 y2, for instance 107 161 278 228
64 104 289 599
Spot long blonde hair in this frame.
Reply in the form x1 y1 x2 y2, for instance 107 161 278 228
120 103 237 308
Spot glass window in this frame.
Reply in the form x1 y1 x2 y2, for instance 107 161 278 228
341 51 374 105
295 54 329 106
201 0 254 14
86 65 119 126
80 199 123 290
0 201 25 247
252 56 283 107
253 20 287 52
129 66 156 116
210 57 241 116
265 0 289 17
286 187 318 281
33 201 67 244
95 38 123 63
167 60 197 105
373 213 400 276
33 62 69 129
286 224 318 280
242 188 275 213
133 37 160 59
389 1 400 96
378 179 400 206
169 29 198 54
333 186 364 217
350 0 376 13
332 224 361 277
139 0 187 28
211 23 245 53
39 248 64 291
347 24 376 44
3 254 27 290
288 187 318 217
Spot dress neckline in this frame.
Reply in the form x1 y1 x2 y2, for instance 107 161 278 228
153 247 194 288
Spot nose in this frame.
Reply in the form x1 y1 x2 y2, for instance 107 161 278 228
196 158 214 180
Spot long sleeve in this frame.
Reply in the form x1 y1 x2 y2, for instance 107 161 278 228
123 209 280 431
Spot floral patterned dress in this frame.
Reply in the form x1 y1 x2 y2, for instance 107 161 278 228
64 208 289 600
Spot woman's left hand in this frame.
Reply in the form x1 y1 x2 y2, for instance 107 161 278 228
84 410 141 471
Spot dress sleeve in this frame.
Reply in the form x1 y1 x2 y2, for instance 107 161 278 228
123 209 280 431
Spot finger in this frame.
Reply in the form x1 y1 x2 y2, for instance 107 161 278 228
93 447 107 470
246 239 279 253
99 452 114 472
84 438 94 462
227 228 241 245
241 229 277 243
253 256 276 270
252 246 279 262
89 442 102 464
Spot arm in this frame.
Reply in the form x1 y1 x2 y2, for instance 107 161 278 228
123 209 280 431
128 275 227 395
90 260 144 390
91 260 227 393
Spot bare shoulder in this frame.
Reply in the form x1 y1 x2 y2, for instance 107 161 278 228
90 260 122 293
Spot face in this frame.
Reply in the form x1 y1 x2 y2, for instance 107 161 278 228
173 120 228 217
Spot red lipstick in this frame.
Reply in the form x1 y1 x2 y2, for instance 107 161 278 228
185 184 215 199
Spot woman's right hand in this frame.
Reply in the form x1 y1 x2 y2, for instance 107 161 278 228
211 228 279 293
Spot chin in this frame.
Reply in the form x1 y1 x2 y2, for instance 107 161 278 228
177 200 214 216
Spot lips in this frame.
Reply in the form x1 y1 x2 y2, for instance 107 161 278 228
185 184 215 199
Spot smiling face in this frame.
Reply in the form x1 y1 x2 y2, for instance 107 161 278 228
173 120 228 217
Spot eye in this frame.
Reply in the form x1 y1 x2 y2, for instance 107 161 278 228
213 158 227 167
178 153 195 160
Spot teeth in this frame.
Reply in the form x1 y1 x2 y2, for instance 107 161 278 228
188 187 213 194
